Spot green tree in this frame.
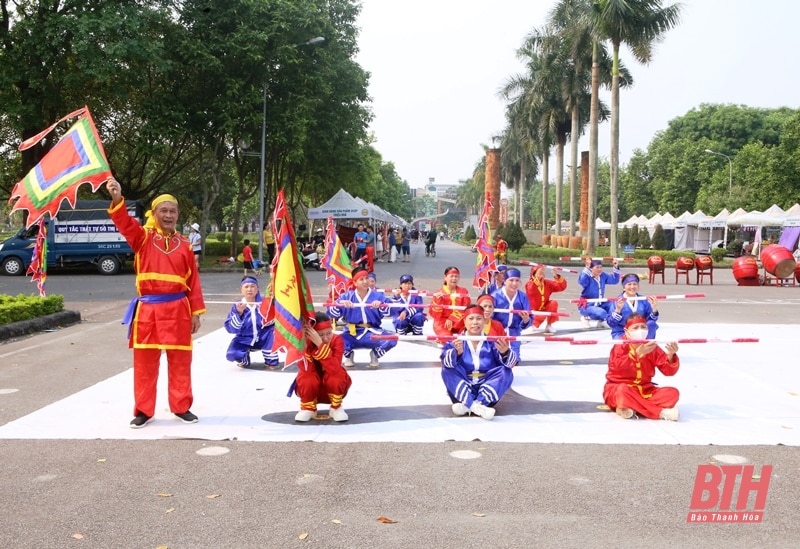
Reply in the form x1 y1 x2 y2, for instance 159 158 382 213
651 223 666 250
638 226 651 249
504 222 528 252
592 0 682 256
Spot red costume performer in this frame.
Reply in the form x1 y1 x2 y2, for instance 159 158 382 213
603 316 680 420
476 294 506 337
429 267 471 339
109 192 205 424
292 316 352 422
524 264 567 330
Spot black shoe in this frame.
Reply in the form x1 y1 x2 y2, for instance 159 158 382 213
129 413 152 429
174 411 198 424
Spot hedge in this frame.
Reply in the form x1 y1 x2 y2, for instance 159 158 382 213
0 294 65 326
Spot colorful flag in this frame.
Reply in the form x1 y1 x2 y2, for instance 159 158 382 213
26 220 48 296
321 216 352 300
9 106 114 228
267 190 315 369
473 191 497 289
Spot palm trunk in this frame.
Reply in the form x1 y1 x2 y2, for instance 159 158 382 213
555 137 565 238
609 43 621 257
587 41 600 254
569 105 579 238
541 152 549 243
519 155 527 227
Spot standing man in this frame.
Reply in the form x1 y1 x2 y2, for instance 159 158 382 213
353 223 368 267
494 234 508 264
188 223 202 268
364 225 376 272
106 179 205 428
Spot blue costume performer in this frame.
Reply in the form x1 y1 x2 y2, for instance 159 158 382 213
577 259 620 328
606 273 660 339
490 268 532 358
441 304 518 420
327 269 397 368
223 276 279 368
481 264 508 295
391 274 426 335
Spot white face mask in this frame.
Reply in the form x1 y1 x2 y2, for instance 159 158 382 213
628 328 648 341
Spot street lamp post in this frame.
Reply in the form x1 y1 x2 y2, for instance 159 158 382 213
704 149 732 196
255 36 325 263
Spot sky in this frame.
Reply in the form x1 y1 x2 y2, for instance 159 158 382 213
354 0 800 191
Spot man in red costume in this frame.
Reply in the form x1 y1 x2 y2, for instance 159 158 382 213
429 266 471 340
524 263 567 334
603 314 681 421
107 179 206 428
291 312 352 422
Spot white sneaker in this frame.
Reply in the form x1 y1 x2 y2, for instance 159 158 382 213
545 324 557 334
581 316 591 329
295 409 315 422
368 350 380 369
329 407 349 422
470 402 496 420
596 320 609 329
616 407 634 419
343 355 355 368
451 403 469 416
659 407 680 421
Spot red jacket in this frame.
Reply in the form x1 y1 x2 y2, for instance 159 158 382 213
525 275 567 311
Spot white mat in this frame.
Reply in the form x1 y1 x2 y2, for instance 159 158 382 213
1 321 798 445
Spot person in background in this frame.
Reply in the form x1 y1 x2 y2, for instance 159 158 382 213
327 267 396 369
241 239 257 277
524 263 567 334
106 179 205 429
577 258 620 329
440 304 517 420
603 314 680 421
262 221 276 265
388 228 397 263
366 272 384 298
606 273 660 340
425 228 437 256
188 223 202 268
391 274 426 335
401 228 411 262
364 225 376 272
482 265 508 295
430 266 471 340
223 276 279 369
291 312 352 422
494 234 508 264
353 223 368 267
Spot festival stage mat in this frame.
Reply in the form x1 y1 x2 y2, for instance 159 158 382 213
1 321 797 445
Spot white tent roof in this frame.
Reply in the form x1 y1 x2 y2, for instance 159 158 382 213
726 209 784 227
783 203 800 227
596 217 611 230
764 204 786 219
308 188 371 220
659 212 676 230
673 211 694 227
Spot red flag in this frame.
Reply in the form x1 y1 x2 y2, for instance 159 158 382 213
321 216 353 300
473 191 497 289
267 190 315 369
9 106 113 228
26 219 48 296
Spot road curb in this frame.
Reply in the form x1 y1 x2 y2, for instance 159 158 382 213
0 310 82 343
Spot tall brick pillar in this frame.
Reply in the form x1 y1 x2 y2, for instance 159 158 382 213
485 148 501 230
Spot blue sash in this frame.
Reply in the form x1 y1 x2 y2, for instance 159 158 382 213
122 292 187 338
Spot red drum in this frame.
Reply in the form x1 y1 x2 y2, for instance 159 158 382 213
695 255 713 270
675 257 694 270
732 256 759 285
760 244 796 279
647 256 665 273
795 261 800 283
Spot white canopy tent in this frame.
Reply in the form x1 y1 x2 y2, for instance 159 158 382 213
307 188 407 226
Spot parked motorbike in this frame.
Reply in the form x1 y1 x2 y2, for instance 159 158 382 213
302 243 325 271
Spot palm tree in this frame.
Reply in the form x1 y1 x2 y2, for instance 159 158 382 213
592 0 682 255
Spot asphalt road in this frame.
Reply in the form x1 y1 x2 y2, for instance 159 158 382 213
1 239 798 548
